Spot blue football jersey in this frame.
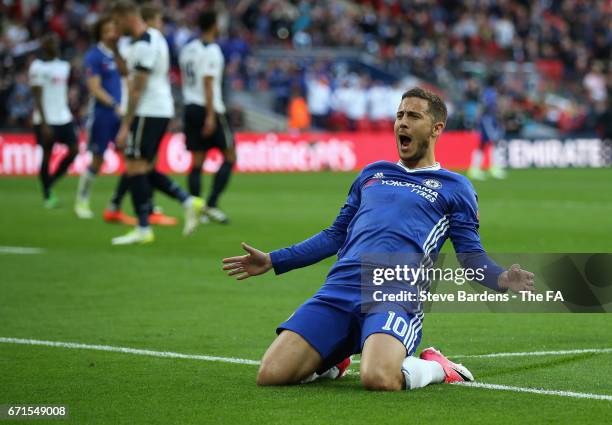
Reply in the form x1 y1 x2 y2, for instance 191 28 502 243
270 160 504 290
84 43 121 112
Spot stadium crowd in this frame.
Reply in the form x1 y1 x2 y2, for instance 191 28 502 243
0 0 610 136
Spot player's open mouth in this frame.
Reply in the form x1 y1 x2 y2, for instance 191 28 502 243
399 135 412 149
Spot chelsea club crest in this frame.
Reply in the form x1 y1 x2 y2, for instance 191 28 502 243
423 179 442 189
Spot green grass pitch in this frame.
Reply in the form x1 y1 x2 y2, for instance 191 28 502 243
0 168 611 424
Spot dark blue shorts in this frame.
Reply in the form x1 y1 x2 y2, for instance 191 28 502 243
87 109 120 156
479 115 502 148
276 284 423 371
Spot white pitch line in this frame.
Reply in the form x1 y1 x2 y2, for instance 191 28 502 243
341 347 612 364
2 337 611 401
454 381 612 401
0 337 259 365
0 246 45 254
451 348 612 359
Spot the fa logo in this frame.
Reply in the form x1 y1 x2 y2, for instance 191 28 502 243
423 179 442 189
374 172 384 179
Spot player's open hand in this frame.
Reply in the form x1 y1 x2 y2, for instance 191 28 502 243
222 242 272 280
498 264 535 293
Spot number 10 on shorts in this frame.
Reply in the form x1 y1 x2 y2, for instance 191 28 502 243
381 311 415 346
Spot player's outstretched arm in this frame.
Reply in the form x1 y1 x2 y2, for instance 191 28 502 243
222 243 272 281
497 263 535 293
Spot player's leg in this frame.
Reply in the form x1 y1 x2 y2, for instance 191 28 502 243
111 160 153 244
257 330 323 386
35 125 55 207
138 117 203 235
75 152 102 218
104 173 136 224
468 144 486 181
489 129 507 179
144 166 180 227
76 115 110 218
360 310 444 391
104 117 133 223
205 113 235 224
112 117 154 245
184 104 206 199
360 333 407 391
468 118 489 181
188 151 206 198
48 122 78 186
147 168 190 204
259 294 355 386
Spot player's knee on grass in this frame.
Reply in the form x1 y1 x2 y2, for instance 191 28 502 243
256 330 322 386
360 363 404 391
257 356 319 386
257 359 297 386
256 351 320 386
360 333 407 391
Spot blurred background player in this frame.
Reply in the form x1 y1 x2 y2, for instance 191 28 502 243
103 6 178 226
133 2 179 227
75 15 132 221
180 10 235 225
111 1 202 245
468 75 507 180
140 2 163 31
29 33 78 209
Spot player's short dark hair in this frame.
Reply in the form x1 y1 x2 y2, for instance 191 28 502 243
92 15 113 42
140 3 161 22
111 0 139 15
401 87 448 125
198 10 217 32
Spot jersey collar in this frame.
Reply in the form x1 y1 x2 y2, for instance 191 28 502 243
395 161 441 173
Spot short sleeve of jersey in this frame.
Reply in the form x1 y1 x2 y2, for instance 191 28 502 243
448 178 484 253
28 60 44 86
131 40 155 72
203 48 222 77
84 50 101 78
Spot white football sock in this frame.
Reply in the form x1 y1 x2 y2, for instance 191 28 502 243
401 356 445 390
470 149 483 170
77 168 96 200
491 146 505 169
182 196 193 208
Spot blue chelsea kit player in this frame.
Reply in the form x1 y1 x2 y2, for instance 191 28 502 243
223 87 535 391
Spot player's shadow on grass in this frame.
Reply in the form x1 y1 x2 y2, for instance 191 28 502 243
474 353 598 379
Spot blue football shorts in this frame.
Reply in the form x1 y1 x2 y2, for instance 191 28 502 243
87 109 121 156
277 283 423 372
